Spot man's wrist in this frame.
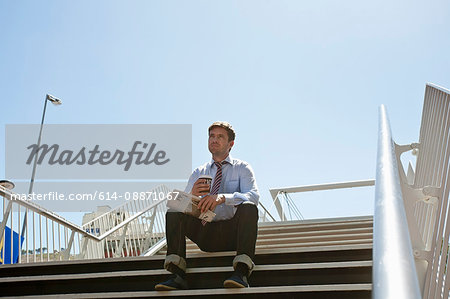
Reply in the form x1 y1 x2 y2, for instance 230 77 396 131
218 194 226 204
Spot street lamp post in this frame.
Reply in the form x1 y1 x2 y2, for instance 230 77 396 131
28 94 62 196
21 94 62 237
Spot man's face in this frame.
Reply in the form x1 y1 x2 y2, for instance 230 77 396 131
208 127 234 157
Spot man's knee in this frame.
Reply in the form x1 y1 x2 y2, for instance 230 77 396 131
236 203 258 220
166 210 185 223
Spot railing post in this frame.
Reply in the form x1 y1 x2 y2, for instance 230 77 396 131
62 231 75 260
272 192 286 221
114 223 129 258
142 206 158 251
79 235 90 259
0 201 13 245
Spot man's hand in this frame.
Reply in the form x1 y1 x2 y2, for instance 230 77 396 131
191 179 211 197
197 194 225 213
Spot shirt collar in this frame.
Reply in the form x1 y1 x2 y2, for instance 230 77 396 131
209 155 233 169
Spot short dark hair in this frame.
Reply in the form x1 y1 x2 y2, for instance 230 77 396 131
208 121 235 141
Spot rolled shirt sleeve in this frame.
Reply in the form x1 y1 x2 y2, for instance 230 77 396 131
184 169 200 194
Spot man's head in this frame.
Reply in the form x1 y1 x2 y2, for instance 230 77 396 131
208 121 235 160
208 121 235 141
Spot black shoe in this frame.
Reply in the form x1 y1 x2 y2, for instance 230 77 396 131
155 274 188 291
223 273 249 288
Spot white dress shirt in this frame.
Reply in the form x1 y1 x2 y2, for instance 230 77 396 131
184 155 259 221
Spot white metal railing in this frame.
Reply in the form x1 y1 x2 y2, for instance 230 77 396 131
79 185 170 259
269 180 375 221
404 83 450 299
1 184 94 263
0 184 169 264
373 105 421 298
373 83 450 298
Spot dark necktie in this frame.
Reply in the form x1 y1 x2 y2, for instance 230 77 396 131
201 161 225 225
210 161 223 195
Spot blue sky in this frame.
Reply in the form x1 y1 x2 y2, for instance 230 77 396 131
1 0 449 222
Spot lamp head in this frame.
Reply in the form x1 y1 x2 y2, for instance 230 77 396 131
0 180 15 190
46 94 62 105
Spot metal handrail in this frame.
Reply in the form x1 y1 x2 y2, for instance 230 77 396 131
373 105 421 298
0 186 97 239
86 197 168 241
0 185 169 263
269 179 375 221
0 186 167 242
79 186 170 259
269 179 375 199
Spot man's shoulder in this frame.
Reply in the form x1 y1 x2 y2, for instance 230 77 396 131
229 157 252 168
192 161 211 174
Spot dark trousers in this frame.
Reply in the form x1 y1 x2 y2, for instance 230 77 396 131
166 204 258 265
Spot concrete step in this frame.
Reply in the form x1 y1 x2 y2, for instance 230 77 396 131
183 244 372 268
0 244 371 277
158 217 374 255
257 219 373 235
258 215 372 227
0 260 371 297
255 227 373 239
185 232 372 250
159 238 372 255
2 284 372 299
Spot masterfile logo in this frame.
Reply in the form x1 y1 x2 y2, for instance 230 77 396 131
6 124 192 180
25 141 170 171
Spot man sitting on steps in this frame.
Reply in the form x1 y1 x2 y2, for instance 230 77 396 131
155 121 260 290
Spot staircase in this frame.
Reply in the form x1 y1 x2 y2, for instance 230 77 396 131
0 216 373 298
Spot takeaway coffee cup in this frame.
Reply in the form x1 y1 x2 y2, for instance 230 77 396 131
198 175 213 193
